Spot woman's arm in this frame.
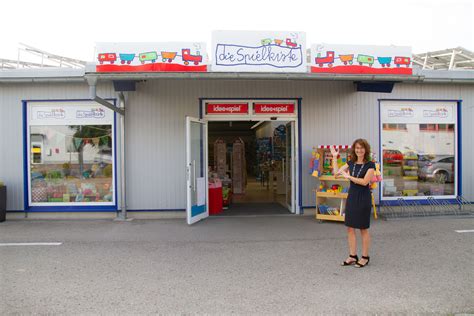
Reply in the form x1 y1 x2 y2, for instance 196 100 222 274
330 147 349 175
346 168 375 186
335 163 349 176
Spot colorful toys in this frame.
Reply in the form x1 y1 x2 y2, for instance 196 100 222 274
369 154 383 189
310 149 321 177
312 145 351 176
313 145 352 223
318 204 340 215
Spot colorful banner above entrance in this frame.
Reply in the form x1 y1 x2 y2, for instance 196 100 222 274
91 36 414 76
204 101 297 118
95 42 207 72
212 30 307 73
311 44 412 75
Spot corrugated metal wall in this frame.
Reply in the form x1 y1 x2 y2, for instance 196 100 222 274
1 79 473 211
0 82 115 210
126 80 473 210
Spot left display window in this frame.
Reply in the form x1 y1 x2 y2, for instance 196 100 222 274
26 101 115 206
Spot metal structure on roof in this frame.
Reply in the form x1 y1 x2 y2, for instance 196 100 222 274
413 47 474 70
0 43 86 70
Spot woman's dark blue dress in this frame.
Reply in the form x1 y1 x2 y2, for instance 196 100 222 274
345 161 375 229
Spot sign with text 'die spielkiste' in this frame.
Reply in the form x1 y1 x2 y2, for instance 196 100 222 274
212 31 306 72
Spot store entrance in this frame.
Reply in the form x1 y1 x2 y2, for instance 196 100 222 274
208 120 295 216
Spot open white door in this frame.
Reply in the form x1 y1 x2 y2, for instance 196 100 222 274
285 121 296 213
186 116 208 225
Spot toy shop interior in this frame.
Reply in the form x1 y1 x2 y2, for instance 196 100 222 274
207 120 294 216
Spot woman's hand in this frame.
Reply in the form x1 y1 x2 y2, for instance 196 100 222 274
340 169 351 179
330 146 339 157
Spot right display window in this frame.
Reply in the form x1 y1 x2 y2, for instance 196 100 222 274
380 100 458 199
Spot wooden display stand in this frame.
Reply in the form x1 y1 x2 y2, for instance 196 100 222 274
315 176 349 222
311 146 351 223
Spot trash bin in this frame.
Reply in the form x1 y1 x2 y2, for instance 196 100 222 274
0 185 6 222
208 186 223 215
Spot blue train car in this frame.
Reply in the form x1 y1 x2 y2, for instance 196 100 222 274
377 57 392 67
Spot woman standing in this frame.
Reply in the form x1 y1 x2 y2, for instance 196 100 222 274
331 139 375 268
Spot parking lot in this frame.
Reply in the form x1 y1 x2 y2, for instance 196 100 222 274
1 216 473 314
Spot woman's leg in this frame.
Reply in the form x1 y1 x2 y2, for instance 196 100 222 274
360 229 371 262
347 227 357 255
342 227 358 265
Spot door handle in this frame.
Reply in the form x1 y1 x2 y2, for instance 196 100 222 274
192 160 197 192
282 158 285 182
186 164 191 183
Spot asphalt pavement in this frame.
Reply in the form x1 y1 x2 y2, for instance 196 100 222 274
0 216 473 314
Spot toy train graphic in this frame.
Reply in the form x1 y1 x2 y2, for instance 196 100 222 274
98 48 203 66
260 38 299 47
315 51 411 68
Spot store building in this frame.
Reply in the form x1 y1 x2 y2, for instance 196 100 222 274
1 32 473 224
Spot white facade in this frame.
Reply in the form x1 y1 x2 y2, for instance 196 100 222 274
0 79 473 211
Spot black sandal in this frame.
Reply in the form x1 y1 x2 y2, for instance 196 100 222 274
341 254 359 266
355 256 370 268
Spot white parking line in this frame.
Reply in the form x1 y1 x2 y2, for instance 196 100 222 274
455 230 474 233
0 242 63 247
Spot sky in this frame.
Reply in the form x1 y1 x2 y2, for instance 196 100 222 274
1 0 473 63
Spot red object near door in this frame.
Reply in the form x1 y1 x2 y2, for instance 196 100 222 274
209 187 223 215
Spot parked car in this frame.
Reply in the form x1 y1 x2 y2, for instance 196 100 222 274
383 149 403 164
417 154 436 169
418 155 455 183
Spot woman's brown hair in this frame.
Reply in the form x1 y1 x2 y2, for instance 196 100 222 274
350 139 371 163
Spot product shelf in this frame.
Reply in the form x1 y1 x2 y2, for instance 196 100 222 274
318 175 350 182
315 213 345 222
316 191 348 199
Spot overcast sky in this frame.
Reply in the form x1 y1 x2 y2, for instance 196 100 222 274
1 0 472 63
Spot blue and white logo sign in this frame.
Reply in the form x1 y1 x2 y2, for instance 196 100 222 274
212 30 306 72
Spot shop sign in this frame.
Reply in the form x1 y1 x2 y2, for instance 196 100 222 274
388 107 414 118
253 103 295 115
212 31 306 72
95 42 207 72
381 101 456 124
206 103 249 115
36 108 66 120
29 102 114 126
311 44 412 75
76 108 106 119
423 108 448 118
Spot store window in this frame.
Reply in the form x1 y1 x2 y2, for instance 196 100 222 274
380 101 458 199
27 101 115 206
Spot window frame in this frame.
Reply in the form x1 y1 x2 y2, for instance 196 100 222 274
24 100 118 210
379 100 459 201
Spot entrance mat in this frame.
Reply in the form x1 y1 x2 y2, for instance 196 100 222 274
215 202 291 216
